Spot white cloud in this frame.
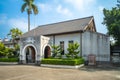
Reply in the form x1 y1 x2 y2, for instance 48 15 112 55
64 0 96 11
37 2 73 16
56 5 73 16
0 14 7 24
8 18 34 32
37 3 52 13
0 14 34 32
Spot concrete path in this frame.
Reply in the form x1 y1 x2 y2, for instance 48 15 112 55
0 65 120 80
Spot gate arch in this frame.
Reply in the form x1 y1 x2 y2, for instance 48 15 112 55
42 44 51 58
22 44 37 63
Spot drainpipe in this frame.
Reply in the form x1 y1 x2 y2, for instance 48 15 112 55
80 30 84 57
53 35 55 45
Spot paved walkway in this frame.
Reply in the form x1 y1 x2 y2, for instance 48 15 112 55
0 65 120 80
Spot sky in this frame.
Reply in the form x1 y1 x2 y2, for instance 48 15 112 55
0 0 117 39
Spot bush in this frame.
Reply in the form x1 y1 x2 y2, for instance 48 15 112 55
0 58 18 62
67 42 80 59
41 58 84 66
51 45 62 58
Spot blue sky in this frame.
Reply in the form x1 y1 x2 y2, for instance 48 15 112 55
0 0 117 39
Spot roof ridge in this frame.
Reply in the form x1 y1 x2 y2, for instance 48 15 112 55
37 16 93 28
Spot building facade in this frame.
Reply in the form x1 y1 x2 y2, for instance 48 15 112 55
19 16 110 65
0 38 17 48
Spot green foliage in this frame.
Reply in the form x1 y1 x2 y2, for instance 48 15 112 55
7 28 22 57
14 44 20 51
21 0 39 15
7 48 17 58
0 58 18 62
51 45 62 58
66 42 80 59
41 58 84 66
0 43 11 57
8 28 23 39
14 44 20 57
0 42 16 58
103 1 120 45
0 42 6 56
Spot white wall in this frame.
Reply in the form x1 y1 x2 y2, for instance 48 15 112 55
20 31 110 63
49 33 81 55
48 32 110 62
82 31 110 61
40 36 50 59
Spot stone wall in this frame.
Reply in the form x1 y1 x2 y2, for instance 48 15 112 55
82 31 110 62
19 35 50 64
19 36 40 64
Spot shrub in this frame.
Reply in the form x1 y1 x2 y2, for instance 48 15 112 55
66 42 80 59
51 45 62 58
41 58 84 66
0 58 18 62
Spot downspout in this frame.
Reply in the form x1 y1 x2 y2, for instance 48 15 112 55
80 30 84 57
52 35 55 57
53 35 55 45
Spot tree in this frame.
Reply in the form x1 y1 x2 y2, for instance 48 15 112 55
51 45 62 58
8 28 23 57
0 42 14 58
66 42 80 59
0 42 6 57
103 0 120 45
117 0 120 8
21 0 39 31
8 28 23 40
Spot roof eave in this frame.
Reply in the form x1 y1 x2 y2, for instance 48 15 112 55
44 30 84 36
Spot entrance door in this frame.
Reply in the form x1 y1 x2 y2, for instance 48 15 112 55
26 46 36 63
44 46 51 58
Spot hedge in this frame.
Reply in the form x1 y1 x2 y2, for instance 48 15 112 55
0 58 18 62
41 58 84 66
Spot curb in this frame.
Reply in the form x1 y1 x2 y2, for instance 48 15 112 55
0 62 18 65
41 64 84 69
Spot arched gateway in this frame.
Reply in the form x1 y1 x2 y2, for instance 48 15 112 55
21 44 38 64
25 46 36 63
20 36 50 65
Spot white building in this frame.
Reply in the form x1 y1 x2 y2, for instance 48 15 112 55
1 38 16 48
19 16 110 65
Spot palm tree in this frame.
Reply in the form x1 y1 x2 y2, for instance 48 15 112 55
21 0 38 31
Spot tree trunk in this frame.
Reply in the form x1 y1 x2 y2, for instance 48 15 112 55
28 13 30 32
